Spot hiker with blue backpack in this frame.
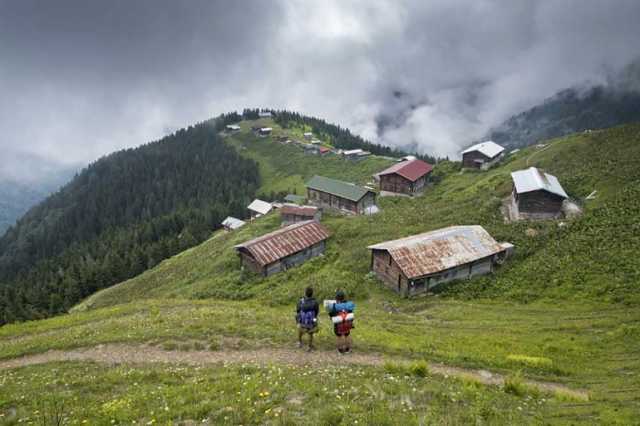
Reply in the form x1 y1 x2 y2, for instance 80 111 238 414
296 287 319 351
327 290 355 354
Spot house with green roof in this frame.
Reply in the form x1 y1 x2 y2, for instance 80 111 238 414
305 175 377 215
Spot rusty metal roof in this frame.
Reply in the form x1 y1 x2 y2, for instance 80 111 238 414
368 225 507 279
235 220 330 266
377 159 433 182
280 204 318 217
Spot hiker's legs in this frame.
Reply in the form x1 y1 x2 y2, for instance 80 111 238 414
308 332 315 350
345 335 352 351
335 336 343 351
298 328 304 346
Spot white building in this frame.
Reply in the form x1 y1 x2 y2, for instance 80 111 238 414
247 199 273 219
221 216 246 231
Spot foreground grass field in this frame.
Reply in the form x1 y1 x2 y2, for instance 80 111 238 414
2 297 639 423
2 360 552 425
2 123 640 423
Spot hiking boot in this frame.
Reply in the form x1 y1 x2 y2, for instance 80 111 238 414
344 348 352 354
307 345 315 352
297 341 304 349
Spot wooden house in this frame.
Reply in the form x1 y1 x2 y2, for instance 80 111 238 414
303 132 313 140
319 146 331 156
221 216 246 231
461 141 505 170
247 199 273 219
377 159 433 195
368 226 513 297
511 167 568 219
225 124 241 132
258 111 273 118
306 175 377 215
258 127 272 136
280 204 321 226
235 220 330 277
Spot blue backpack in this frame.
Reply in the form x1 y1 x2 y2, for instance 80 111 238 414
299 310 316 329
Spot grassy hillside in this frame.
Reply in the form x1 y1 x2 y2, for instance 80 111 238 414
78 122 640 307
2 123 640 423
228 118 394 196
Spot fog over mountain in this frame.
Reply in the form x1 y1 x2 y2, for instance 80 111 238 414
2 0 640 179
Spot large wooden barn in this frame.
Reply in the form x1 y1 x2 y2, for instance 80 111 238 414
235 220 330 277
368 225 513 297
461 141 505 170
306 175 377 215
377 159 433 195
280 204 321 226
511 167 568 219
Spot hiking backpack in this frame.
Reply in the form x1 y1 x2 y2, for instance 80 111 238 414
299 310 316 329
334 310 354 334
298 298 317 329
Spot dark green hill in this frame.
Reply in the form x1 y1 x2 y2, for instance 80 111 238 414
0 120 260 324
488 61 640 150
0 110 412 325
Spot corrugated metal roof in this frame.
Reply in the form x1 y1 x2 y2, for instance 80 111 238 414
368 225 507 279
306 175 373 202
462 141 505 158
221 216 246 230
377 159 433 182
235 220 330 266
511 167 568 198
247 199 273 215
343 149 364 155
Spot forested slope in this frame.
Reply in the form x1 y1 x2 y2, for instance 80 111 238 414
0 121 260 324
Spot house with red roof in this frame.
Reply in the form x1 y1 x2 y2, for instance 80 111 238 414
234 220 330 276
377 159 433 196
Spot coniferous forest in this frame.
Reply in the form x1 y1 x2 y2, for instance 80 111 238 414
0 118 260 324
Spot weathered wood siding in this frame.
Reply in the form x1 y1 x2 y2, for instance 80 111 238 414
379 173 426 195
356 192 377 214
371 250 409 295
371 250 498 297
307 189 375 215
262 241 326 276
462 151 490 168
513 188 564 219
239 252 264 275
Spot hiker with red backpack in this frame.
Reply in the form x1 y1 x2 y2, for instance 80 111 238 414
328 290 355 354
296 286 319 351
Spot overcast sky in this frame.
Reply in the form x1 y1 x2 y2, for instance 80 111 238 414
1 0 639 181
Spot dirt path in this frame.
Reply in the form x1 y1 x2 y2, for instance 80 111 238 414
0 344 588 400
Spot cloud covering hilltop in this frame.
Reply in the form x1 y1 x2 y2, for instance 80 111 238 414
2 0 640 179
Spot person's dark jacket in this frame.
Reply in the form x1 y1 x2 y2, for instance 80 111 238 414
296 297 319 322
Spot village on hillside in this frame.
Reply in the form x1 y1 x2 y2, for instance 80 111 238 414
220 111 575 297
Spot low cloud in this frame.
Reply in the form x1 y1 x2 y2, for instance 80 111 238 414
1 0 639 180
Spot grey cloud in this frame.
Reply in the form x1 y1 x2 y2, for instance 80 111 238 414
1 0 639 181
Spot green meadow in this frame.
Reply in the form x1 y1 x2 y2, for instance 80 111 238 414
1 123 640 424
